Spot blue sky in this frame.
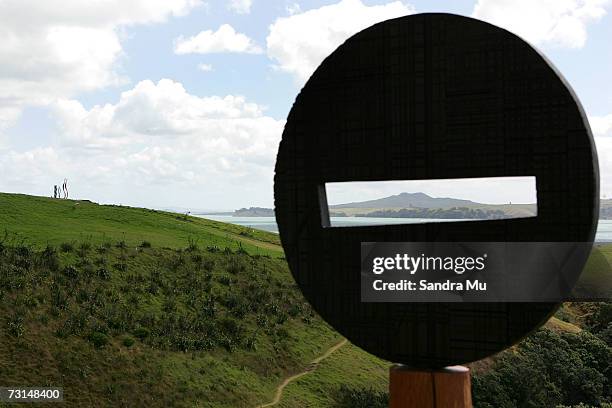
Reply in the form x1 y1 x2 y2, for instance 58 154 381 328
0 0 611 210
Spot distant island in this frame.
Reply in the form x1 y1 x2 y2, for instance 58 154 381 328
355 207 508 219
600 199 612 219
234 207 275 217
234 193 612 220
233 192 537 219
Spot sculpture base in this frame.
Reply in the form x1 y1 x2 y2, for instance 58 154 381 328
389 364 472 408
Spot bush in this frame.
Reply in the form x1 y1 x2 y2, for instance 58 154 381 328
139 240 152 248
113 263 127 272
218 275 232 286
40 245 60 271
97 267 111 280
186 237 198 252
473 328 611 407
60 242 74 253
133 327 150 340
227 259 246 275
15 244 31 258
78 241 91 253
7 314 25 338
87 331 109 348
62 265 79 279
335 385 388 408
122 336 135 347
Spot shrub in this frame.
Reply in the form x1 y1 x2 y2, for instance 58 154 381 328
122 336 135 347
78 241 91 252
97 267 111 280
62 265 79 279
115 240 127 249
227 260 246 275
113 263 127 272
87 331 109 348
336 385 388 408
473 328 611 407
94 257 106 266
139 241 152 248
218 275 232 286
245 335 257 351
288 303 302 317
187 237 199 252
7 314 25 338
40 245 60 271
15 244 30 258
133 327 150 340
60 242 74 253
201 258 215 272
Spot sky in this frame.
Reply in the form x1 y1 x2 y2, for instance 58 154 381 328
0 0 611 211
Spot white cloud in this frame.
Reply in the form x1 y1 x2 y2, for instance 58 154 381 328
0 79 284 208
266 0 414 84
590 114 612 197
591 113 612 137
174 24 262 55
0 0 202 133
472 0 610 49
228 0 253 14
197 63 214 72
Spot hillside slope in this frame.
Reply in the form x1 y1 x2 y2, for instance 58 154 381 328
0 193 390 407
0 193 280 255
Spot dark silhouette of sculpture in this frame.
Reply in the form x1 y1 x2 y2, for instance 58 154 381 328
62 178 68 199
274 13 598 367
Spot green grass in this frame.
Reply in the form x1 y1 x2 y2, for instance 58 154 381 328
8 192 608 407
276 342 388 407
0 192 391 407
0 193 281 256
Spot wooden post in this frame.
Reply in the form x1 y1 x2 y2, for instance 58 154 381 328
389 365 472 408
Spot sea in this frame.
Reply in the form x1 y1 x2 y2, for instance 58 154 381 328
197 215 612 243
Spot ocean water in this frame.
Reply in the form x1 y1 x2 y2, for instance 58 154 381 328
198 215 612 243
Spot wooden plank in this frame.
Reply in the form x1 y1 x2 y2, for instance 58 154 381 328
389 365 471 408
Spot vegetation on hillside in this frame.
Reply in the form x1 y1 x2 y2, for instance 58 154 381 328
0 193 391 407
355 206 510 219
472 307 611 408
0 192 610 407
0 238 336 407
331 302 612 408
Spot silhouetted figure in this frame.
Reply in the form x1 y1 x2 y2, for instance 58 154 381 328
62 178 68 199
53 185 58 199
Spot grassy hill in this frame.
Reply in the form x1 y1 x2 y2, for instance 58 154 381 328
0 192 609 407
0 193 280 255
0 192 389 407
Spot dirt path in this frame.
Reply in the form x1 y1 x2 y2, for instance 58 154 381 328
256 338 348 408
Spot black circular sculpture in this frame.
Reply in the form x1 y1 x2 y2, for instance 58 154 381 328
274 13 598 367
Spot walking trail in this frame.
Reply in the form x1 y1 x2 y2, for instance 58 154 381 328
256 338 348 408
